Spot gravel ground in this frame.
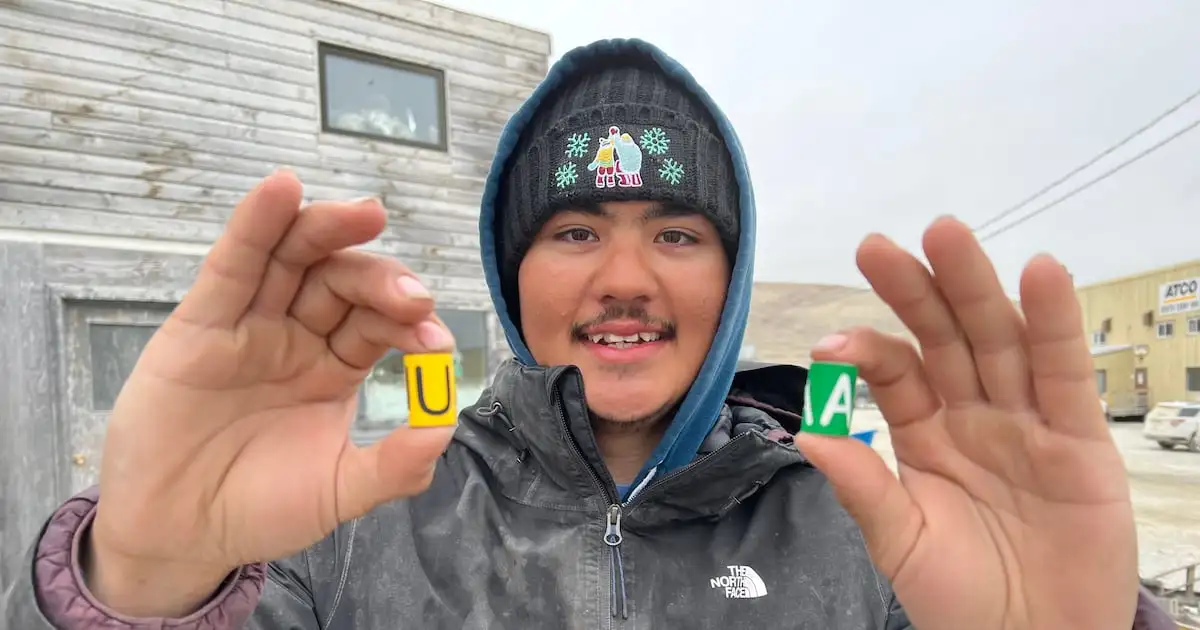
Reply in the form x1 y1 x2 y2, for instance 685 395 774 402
851 409 1200 586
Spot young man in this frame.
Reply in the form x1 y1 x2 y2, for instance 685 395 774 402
1 39 1173 629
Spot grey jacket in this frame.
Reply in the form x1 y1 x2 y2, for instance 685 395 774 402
1 362 1177 629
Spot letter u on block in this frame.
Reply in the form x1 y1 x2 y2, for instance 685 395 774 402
404 352 458 428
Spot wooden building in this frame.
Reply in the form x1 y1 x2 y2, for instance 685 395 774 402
1077 259 1200 418
0 0 550 590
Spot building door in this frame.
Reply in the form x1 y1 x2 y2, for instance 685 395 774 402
61 300 173 495
1134 367 1149 391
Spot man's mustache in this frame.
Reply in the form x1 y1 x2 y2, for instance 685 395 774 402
570 303 676 336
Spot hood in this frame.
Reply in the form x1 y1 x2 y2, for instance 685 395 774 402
478 38 757 488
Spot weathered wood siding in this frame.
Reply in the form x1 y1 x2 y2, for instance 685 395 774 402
0 0 550 308
0 0 549 593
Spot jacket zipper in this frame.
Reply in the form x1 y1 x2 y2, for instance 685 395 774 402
551 387 627 620
552 383 759 622
604 504 628 620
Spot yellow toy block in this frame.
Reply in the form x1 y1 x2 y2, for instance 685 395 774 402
404 352 458 428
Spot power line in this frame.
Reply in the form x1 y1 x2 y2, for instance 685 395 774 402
774 90 1200 310
972 86 1200 234
790 111 1200 307
978 115 1200 242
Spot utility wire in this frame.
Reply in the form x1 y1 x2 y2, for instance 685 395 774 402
793 113 1200 308
978 115 1200 242
972 86 1200 234
781 89 1200 309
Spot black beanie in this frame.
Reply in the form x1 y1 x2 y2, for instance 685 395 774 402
495 53 740 321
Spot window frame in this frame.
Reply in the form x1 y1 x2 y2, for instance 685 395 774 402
1188 316 1200 335
1187 367 1200 393
1156 320 1175 339
317 42 449 151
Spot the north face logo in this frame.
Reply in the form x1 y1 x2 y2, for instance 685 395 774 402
709 565 768 599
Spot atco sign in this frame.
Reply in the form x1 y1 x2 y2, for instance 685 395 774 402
1159 278 1200 316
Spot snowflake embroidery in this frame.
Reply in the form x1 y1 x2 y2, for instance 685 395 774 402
565 133 591 158
554 162 579 188
639 127 670 155
658 158 684 185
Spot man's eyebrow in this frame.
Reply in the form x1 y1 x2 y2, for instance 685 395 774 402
550 201 699 221
642 201 699 222
555 201 607 217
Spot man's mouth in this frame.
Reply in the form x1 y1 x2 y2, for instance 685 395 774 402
584 332 664 348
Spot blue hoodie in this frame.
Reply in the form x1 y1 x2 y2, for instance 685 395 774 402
478 38 756 494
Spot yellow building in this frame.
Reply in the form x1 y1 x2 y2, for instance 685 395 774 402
1077 259 1200 417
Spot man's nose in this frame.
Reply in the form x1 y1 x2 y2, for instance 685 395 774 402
592 238 658 303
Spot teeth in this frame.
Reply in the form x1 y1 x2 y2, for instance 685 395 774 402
586 332 662 345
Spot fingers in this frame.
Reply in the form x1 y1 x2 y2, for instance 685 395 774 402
856 233 983 405
335 424 457 521
288 251 434 337
802 328 934 582
792 432 921 580
249 198 387 317
1020 254 1108 439
327 306 455 370
175 170 303 328
812 327 942 430
923 217 1034 411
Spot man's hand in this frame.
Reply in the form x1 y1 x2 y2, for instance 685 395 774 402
86 170 458 616
796 216 1137 630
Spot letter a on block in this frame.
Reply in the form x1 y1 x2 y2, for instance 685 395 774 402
819 373 853 430
404 353 458 428
800 362 856 436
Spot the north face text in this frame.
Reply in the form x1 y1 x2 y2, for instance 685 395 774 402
709 565 768 599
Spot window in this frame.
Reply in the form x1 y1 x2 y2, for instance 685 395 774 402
1095 369 1107 395
318 42 447 150
1189 316 1200 335
1188 367 1200 393
1091 331 1106 345
356 309 490 432
1156 321 1174 339
89 323 160 410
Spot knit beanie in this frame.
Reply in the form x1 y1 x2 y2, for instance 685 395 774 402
495 53 740 321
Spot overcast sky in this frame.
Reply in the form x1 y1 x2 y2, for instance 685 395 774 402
440 0 1200 294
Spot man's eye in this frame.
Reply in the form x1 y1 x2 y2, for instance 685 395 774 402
657 230 696 245
559 228 596 242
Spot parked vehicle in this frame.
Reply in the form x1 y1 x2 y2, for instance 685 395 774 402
1143 402 1200 451
1103 391 1151 420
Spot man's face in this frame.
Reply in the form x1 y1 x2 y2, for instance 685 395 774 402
518 200 730 423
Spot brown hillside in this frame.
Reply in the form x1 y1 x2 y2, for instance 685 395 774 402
744 282 913 366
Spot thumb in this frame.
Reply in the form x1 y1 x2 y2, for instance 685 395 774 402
792 432 920 579
336 425 456 521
